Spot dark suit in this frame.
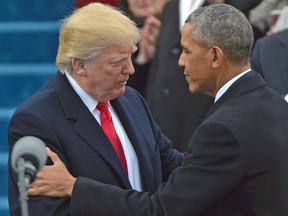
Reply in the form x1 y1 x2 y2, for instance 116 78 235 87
251 29 288 96
70 72 288 216
8 72 184 216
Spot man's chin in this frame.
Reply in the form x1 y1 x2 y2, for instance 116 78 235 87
188 85 198 94
116 85 126 95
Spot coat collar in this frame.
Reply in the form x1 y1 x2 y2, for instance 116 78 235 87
205 71 266 119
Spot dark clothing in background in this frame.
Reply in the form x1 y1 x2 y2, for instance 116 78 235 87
251 29 288 96
145 0 214 152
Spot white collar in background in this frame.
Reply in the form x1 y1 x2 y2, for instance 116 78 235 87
179 0 205 31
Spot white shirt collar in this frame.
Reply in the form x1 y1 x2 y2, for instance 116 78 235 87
214 69 251 102
65 71 98 112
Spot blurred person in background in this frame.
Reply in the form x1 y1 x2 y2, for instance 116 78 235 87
119 0 168 26
144 0 214 152
249 0 288 36
120 0 169 96
251 7 288 101
268 5 288 33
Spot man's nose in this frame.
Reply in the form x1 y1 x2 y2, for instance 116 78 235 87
125 58 135 75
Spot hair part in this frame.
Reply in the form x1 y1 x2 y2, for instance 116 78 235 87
56 2 140 73
185 4 254 65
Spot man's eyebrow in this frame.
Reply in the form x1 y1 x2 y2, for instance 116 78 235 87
109 56 129 64
181 45 190 52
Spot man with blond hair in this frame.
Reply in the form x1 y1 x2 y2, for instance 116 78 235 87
8 3 184 215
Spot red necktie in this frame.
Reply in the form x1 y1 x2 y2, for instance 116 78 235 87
97 102 128 174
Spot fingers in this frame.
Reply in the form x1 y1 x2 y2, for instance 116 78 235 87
145 15 161 28
46 147 61 164
27 179 44 196
27 186 36 196
27 184 50 196
142 16 161 46
144 17 161 34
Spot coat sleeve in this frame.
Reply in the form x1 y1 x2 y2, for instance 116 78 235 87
70 120 244 216
8 110 70 216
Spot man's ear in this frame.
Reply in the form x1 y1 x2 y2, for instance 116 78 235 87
210 46 223 68
71 58 87 76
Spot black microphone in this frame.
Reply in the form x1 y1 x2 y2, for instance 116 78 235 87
11 136 47 188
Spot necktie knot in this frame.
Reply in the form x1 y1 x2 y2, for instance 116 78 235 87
96 102 109 112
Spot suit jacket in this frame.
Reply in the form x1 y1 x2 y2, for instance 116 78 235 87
251 29 288 96
70 72 288 216
8 72 184 216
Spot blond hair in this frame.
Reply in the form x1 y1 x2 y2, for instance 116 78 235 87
56 3 140 73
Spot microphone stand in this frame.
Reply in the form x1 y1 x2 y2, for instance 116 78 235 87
17 157 29 216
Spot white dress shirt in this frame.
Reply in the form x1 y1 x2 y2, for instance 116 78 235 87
65 72 143 191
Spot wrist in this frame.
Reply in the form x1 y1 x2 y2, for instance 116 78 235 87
67 176 77 197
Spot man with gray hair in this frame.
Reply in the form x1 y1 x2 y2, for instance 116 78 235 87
28 4 288 216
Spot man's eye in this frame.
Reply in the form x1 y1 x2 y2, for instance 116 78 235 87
183 49 189 54
110 57 129 66
110 60 123 66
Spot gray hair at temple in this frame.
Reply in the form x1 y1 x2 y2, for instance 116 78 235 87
185 4 254 65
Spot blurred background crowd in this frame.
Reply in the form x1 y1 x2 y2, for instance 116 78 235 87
1 0 287 215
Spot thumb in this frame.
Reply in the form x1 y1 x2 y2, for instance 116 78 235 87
46 147 61 165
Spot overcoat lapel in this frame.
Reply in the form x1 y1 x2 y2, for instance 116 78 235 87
205 72 266 119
